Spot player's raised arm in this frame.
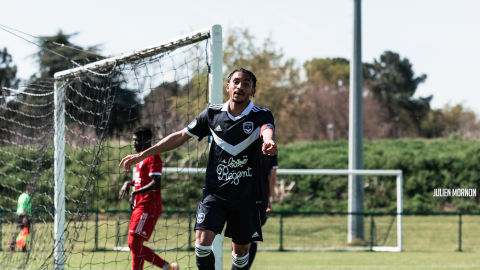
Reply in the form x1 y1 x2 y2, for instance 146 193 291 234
119 129 192 171
261 126 277 156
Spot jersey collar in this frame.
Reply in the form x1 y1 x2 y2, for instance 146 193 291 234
221 100 254 121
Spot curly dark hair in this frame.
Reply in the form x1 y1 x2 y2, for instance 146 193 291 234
227 68 257 88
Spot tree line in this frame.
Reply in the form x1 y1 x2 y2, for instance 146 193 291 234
1 28 479 144
276 138 480 212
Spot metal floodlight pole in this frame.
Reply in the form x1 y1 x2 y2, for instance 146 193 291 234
348 0 365 243
208 24 224 270
54 80 66 270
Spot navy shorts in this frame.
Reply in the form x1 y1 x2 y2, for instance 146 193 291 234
194 199 263 245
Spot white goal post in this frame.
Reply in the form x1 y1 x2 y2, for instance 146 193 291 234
163 168 404 253
53 25 223 270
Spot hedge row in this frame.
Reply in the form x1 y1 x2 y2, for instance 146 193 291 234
276 138 480 212
1 138 479 212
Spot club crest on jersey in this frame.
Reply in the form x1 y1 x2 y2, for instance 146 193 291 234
188 119 197 129
243 122 254 134
197 213 205 223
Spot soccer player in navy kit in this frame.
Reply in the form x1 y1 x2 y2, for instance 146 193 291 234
119 126 179 270
120 68 277 270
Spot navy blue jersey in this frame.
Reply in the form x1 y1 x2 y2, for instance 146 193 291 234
184 101 275 210
260 154 278 208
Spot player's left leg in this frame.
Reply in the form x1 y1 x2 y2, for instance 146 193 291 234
22 215 30 252
231 243 250 270
227 209 263 270
142 245 181 270
129 210 179 269
248 210 267 268
129 234 179 270
247 241 257 268
9 215 25 252
141 244 167 268
128 234 146 270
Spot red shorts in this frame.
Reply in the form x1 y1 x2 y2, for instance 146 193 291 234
129 208 161 241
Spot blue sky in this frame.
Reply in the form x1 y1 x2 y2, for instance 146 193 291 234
2 0 479 113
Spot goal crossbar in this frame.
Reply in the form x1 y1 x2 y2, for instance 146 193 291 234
54 26 215 80
162 168 403 252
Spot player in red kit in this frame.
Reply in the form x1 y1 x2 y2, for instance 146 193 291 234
119 126 179 270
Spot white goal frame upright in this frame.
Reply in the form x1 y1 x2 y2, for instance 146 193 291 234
53 25 223 270
277 169 403 252
163 168 404 253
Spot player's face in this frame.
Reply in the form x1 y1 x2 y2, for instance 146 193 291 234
133 134 151 153
226 72 256 104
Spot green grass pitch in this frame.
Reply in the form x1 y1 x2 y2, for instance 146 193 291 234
3 214 480 269
3 250 478 269
64 250 480 269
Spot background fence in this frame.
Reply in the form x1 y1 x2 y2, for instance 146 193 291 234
1 209 477 253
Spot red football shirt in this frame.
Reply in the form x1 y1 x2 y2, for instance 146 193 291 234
133 154 163 213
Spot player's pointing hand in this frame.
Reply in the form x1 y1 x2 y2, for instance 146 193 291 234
262 140 277 156
119 154 143 171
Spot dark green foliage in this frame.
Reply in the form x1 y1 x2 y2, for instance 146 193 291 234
2 138 479 213
276 139 480 212
0 47 20 113
30 31 141 137
32 30 102 80
0 142 207 212
364 51 431 136
0 47 19 89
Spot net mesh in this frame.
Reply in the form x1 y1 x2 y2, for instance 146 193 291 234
0 35 210 269
256 174 399 250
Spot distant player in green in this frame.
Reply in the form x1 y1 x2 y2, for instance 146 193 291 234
10 185 33 252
